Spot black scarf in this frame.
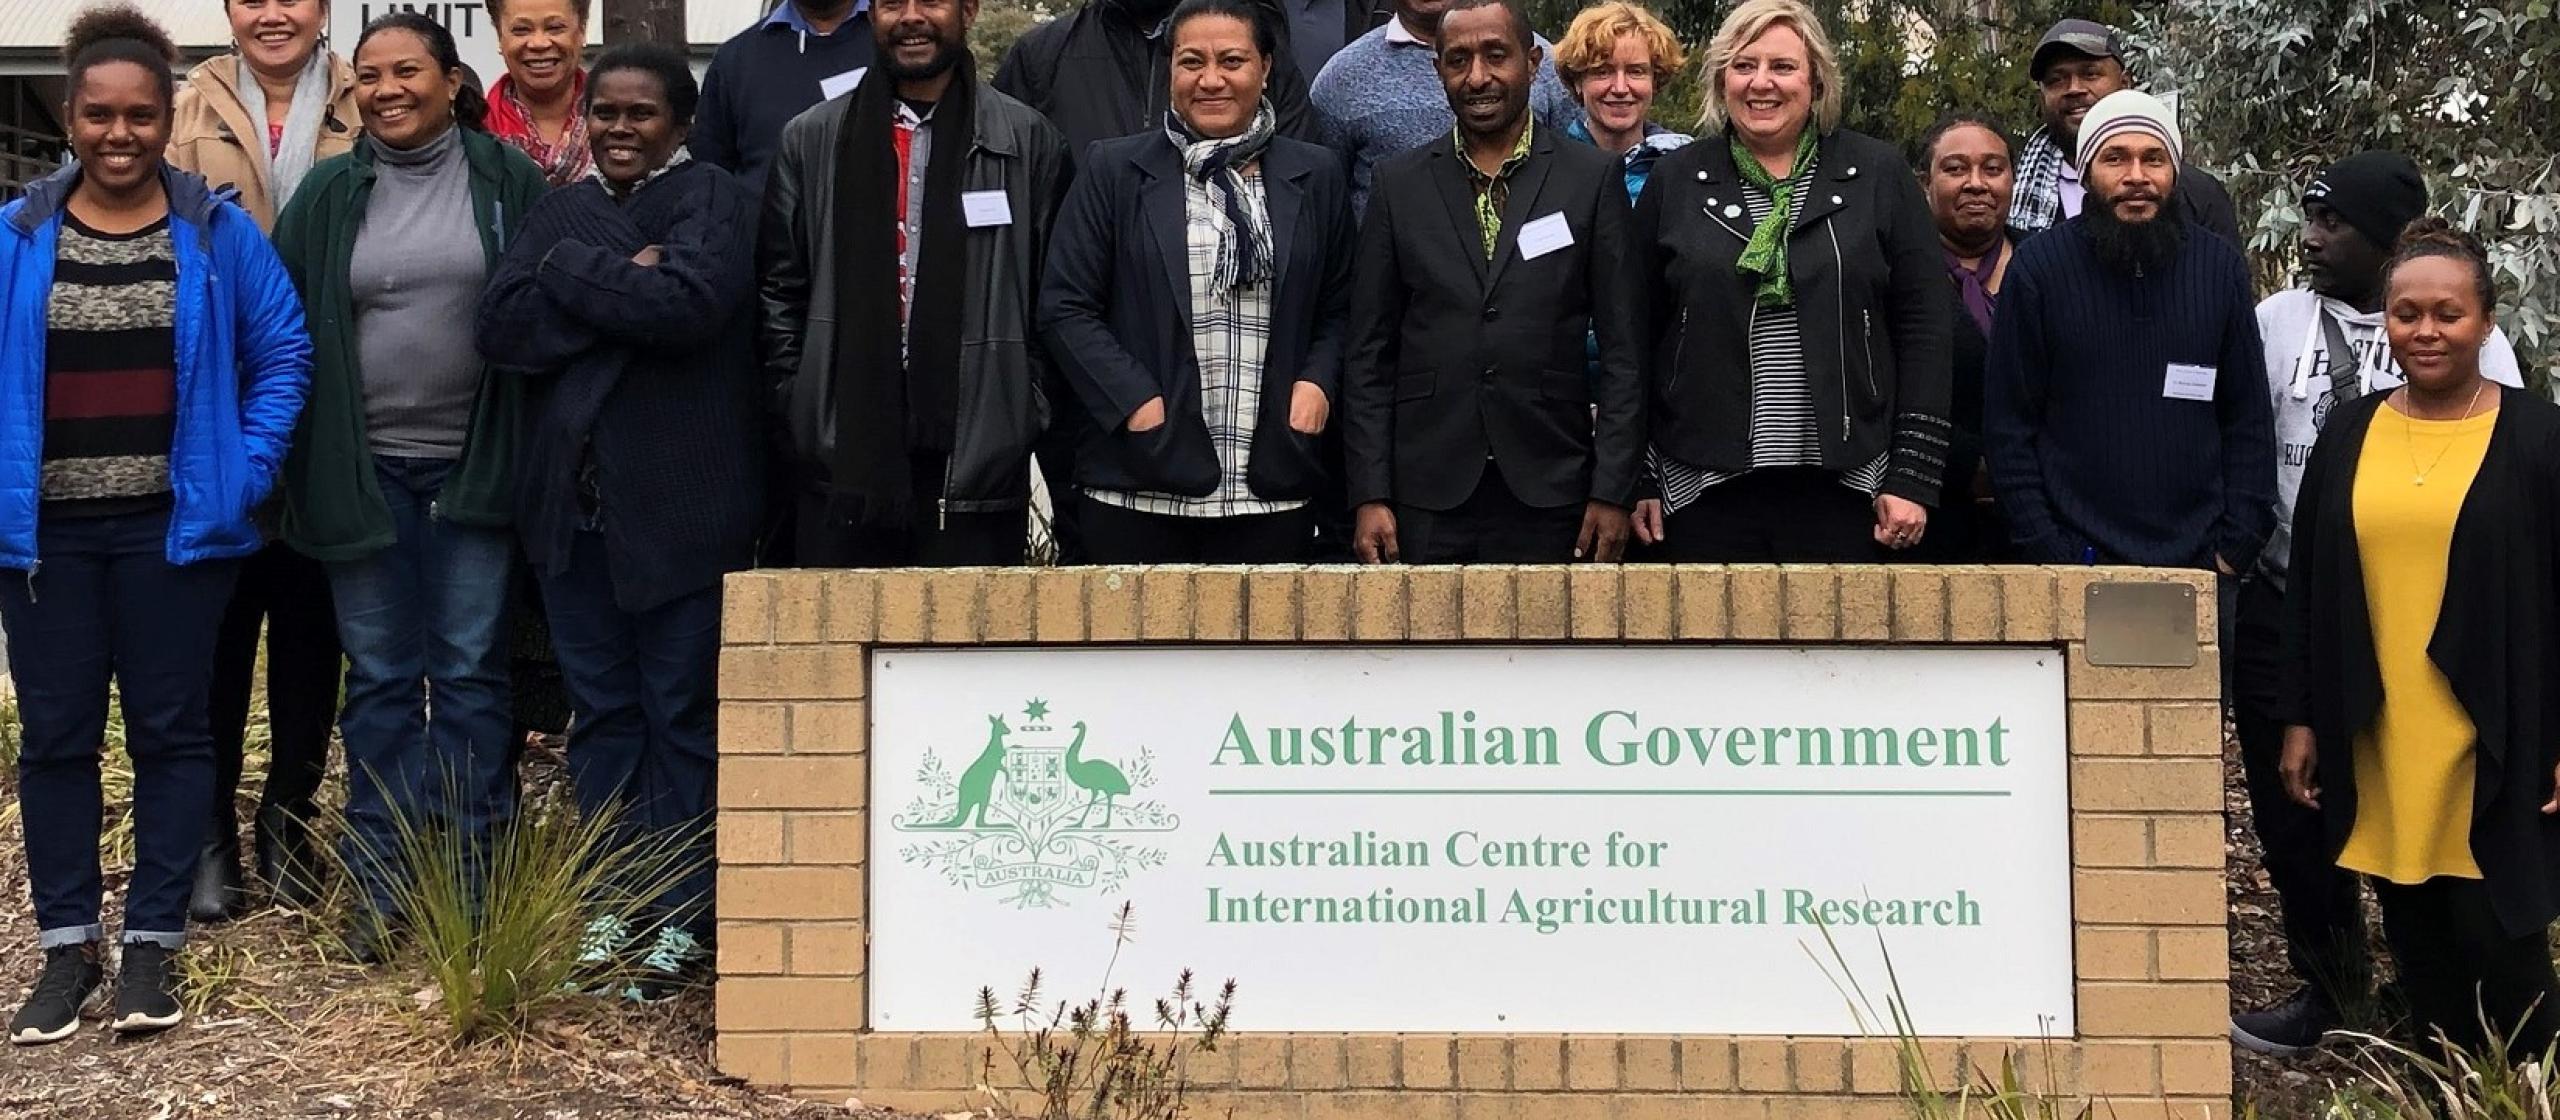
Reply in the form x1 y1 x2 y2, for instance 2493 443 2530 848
830 56 977 525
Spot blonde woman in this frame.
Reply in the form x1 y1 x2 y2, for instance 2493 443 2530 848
1631 0 1949 562
1554 1 1689 202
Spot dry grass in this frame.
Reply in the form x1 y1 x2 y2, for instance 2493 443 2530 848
0 693 913 1119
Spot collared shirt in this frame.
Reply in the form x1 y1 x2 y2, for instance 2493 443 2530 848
893 99 935 346
764 0 873 35
1087 166 1299 519
1453 117 1534 259
2057 158 2085 218
1384 12 1427 44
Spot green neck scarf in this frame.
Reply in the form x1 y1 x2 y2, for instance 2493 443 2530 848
1730 128 1819 309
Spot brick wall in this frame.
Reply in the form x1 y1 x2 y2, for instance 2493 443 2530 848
714 564 2233 1119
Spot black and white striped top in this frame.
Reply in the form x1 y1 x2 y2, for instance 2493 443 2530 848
1653 148 1887 513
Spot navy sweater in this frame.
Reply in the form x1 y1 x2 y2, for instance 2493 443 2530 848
475 160 765 612
1982 217 2276 568
691 14 876 201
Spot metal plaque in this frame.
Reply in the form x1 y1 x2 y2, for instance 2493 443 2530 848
2083 582 2199 667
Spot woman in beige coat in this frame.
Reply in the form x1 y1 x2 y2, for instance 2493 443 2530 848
165 0 356 919
170 0 358 232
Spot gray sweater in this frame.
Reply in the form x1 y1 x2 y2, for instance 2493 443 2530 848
350 127 486 460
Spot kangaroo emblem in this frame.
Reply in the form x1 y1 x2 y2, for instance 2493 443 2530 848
1063 721 1132 828
920 714 1012 829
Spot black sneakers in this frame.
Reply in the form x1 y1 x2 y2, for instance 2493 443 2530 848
8 944 103 1045
109 943 184 1035
2231 988 2341 1057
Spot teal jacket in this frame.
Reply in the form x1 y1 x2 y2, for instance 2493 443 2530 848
271 128 548 562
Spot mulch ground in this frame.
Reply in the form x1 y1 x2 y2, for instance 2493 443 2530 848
0 720 2478 1118
2224 729 2410 1118
0 731 949 1120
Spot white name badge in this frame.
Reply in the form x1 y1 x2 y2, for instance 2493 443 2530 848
2163 363 2217 402
1517 211 1574 261
819 67 868 101
962 190 1014 228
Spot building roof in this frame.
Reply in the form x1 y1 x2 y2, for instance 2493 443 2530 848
0 1 773 57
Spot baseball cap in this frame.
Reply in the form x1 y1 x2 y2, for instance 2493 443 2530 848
2031 19 2124 81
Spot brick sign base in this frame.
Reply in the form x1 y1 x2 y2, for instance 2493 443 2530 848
713 565 2233 1119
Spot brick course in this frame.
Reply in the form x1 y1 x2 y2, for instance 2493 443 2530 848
714 567 2230 1117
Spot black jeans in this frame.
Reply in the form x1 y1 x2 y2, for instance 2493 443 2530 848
2231 575 2372 1007
2372 876 2560 1056
1396 461 1583 564
1648 468 1878 563
208 542 342 848
1 509 237 946
1080 497 1314 564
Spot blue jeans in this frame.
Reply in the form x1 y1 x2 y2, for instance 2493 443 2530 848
326 456 516 914
539 531 720 937
0 510 238 948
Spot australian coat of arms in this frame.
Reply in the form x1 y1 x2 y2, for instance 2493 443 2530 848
892 699 1179 908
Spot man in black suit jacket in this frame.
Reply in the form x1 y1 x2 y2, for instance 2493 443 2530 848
1340 0 1644 565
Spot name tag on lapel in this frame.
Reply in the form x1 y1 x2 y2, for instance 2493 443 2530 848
962 191 1014 228
1517 212 1574 261
819 68 867 101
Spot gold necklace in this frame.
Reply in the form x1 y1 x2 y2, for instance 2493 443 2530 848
2403 381 2488 485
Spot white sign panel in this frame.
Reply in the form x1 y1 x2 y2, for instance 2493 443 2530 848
870 646 2075 1037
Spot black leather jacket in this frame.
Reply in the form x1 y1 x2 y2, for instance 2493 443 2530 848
1637 127 1955 506
756 82 1073 511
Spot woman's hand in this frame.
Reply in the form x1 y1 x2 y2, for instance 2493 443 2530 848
1874 494 1928 550
2542 758 2560 814
2281 725 2321 810
1632 499 1666 546
1289 382 1330 435
1126 397 1167 433
631 244 663 267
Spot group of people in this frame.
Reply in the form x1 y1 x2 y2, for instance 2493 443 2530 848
0 0 2554 1067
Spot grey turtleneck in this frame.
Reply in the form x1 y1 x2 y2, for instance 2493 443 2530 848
349 126 485 460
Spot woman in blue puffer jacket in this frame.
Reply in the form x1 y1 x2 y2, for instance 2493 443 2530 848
0 7 309 1047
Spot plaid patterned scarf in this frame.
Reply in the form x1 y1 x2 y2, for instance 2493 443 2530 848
1167 100 1279 296
2008 125 2068 235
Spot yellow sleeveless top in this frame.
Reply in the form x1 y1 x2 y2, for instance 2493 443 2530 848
2337 403 2497 883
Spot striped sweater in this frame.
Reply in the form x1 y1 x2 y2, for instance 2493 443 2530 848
43 213 178 516
1981 216 2276 568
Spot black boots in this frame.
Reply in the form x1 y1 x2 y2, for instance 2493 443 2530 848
254 803 323 911
187 831 247 924
193 804 325 922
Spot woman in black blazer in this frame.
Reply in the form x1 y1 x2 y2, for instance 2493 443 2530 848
2280 219 2560 1059
1038 0 1355 563
1629 0 1951 562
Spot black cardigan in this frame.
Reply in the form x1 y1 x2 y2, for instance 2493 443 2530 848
476 159 765 613
2280 387 2560 937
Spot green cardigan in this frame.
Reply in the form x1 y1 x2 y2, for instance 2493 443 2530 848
271 129 548 562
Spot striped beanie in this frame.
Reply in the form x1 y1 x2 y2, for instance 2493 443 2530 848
2075 90 2182 169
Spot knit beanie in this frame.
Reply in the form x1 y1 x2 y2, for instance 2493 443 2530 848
2305 151 2427 251
2075 90 2183 169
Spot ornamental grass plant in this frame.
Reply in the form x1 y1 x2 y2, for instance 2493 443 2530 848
347 768 706 1043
